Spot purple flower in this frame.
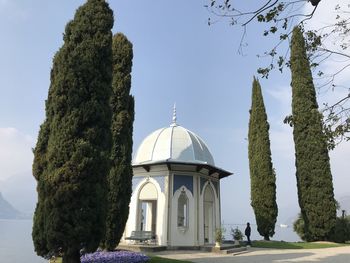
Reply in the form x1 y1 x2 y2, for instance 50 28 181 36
81 251 149 263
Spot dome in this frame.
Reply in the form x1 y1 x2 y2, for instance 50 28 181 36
133 123 215 166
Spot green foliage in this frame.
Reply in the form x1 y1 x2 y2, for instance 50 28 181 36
293 213 307 241
329 216 350 243
215 227 225 243
103 33 135 250
32 0 114 262
290 26 336 241
294 213 350 243
248 77 278 241
32 121 50 256
207 1 350 144
231 227 243 241
49 258 62 263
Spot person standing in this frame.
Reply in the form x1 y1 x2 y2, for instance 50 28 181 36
245 222 251 246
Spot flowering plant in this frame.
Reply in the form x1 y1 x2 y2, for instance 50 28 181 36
81 251 149 263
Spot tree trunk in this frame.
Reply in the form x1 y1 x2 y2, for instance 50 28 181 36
264 236 270 241
62 249 80 263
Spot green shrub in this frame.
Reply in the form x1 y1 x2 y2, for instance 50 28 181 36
295 213 350 243
329 217 350 243
215 227 225 243
293 214 307 241
231 227 243 241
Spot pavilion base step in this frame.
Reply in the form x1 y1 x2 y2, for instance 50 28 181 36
211 246 247 254
118 244 167 253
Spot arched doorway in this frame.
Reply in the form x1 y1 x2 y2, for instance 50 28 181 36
137 182 158 233
203 184 215 244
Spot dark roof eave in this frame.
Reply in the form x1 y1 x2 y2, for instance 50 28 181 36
132 160 233 179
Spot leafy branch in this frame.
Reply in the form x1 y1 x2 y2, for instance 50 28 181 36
206 0 350 145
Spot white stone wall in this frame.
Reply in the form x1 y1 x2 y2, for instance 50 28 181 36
198 179 220 245
124 174 168 246
124 165 222 248
170 186 195 246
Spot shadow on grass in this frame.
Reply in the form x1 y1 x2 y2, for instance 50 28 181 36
216 251 350 263
168 252 313 263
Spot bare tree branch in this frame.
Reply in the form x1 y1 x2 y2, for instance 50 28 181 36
206 0 350 144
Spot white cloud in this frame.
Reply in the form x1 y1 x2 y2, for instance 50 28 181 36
270 126 294 160
267 85 292 116
304 1 346 28
0 128 34 180
303 1 350 88
266 85 294 160
330 141 350 197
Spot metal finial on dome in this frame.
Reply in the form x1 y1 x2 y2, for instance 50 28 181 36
170 103 177 126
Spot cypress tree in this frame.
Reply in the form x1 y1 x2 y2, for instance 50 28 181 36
32 121 50 256
103 33 134 250
290 26 336 241
248 77 278 241
32 1 114 262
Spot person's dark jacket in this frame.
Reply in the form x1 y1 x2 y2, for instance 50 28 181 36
245 226 251 236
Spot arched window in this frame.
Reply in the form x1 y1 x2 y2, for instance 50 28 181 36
138 182 158 232
177 190 189 228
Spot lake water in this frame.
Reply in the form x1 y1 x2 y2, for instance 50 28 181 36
222 223 301 242
0 219 45 263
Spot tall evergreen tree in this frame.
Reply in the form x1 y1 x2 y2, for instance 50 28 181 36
248 77 278 240
290 26 336 241
103 33 135 250
32 1 114 262
32 120 50 256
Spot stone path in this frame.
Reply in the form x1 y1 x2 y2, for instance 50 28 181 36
154 246 350 263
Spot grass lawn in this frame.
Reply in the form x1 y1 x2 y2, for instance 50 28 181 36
252 240 350 249
148 256 192 263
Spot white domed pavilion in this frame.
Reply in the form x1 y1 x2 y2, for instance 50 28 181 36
123 109 232 247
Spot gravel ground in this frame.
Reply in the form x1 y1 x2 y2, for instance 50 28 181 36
154 246 350 263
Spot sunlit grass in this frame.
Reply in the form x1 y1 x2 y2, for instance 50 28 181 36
252 240 350 249
148 256 193 263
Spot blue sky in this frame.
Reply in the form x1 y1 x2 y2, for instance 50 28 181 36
0 0 349 234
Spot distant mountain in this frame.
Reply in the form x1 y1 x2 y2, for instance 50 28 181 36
277 203 299 226
277 195 350 224
0 192 25 219
0 172 37 215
